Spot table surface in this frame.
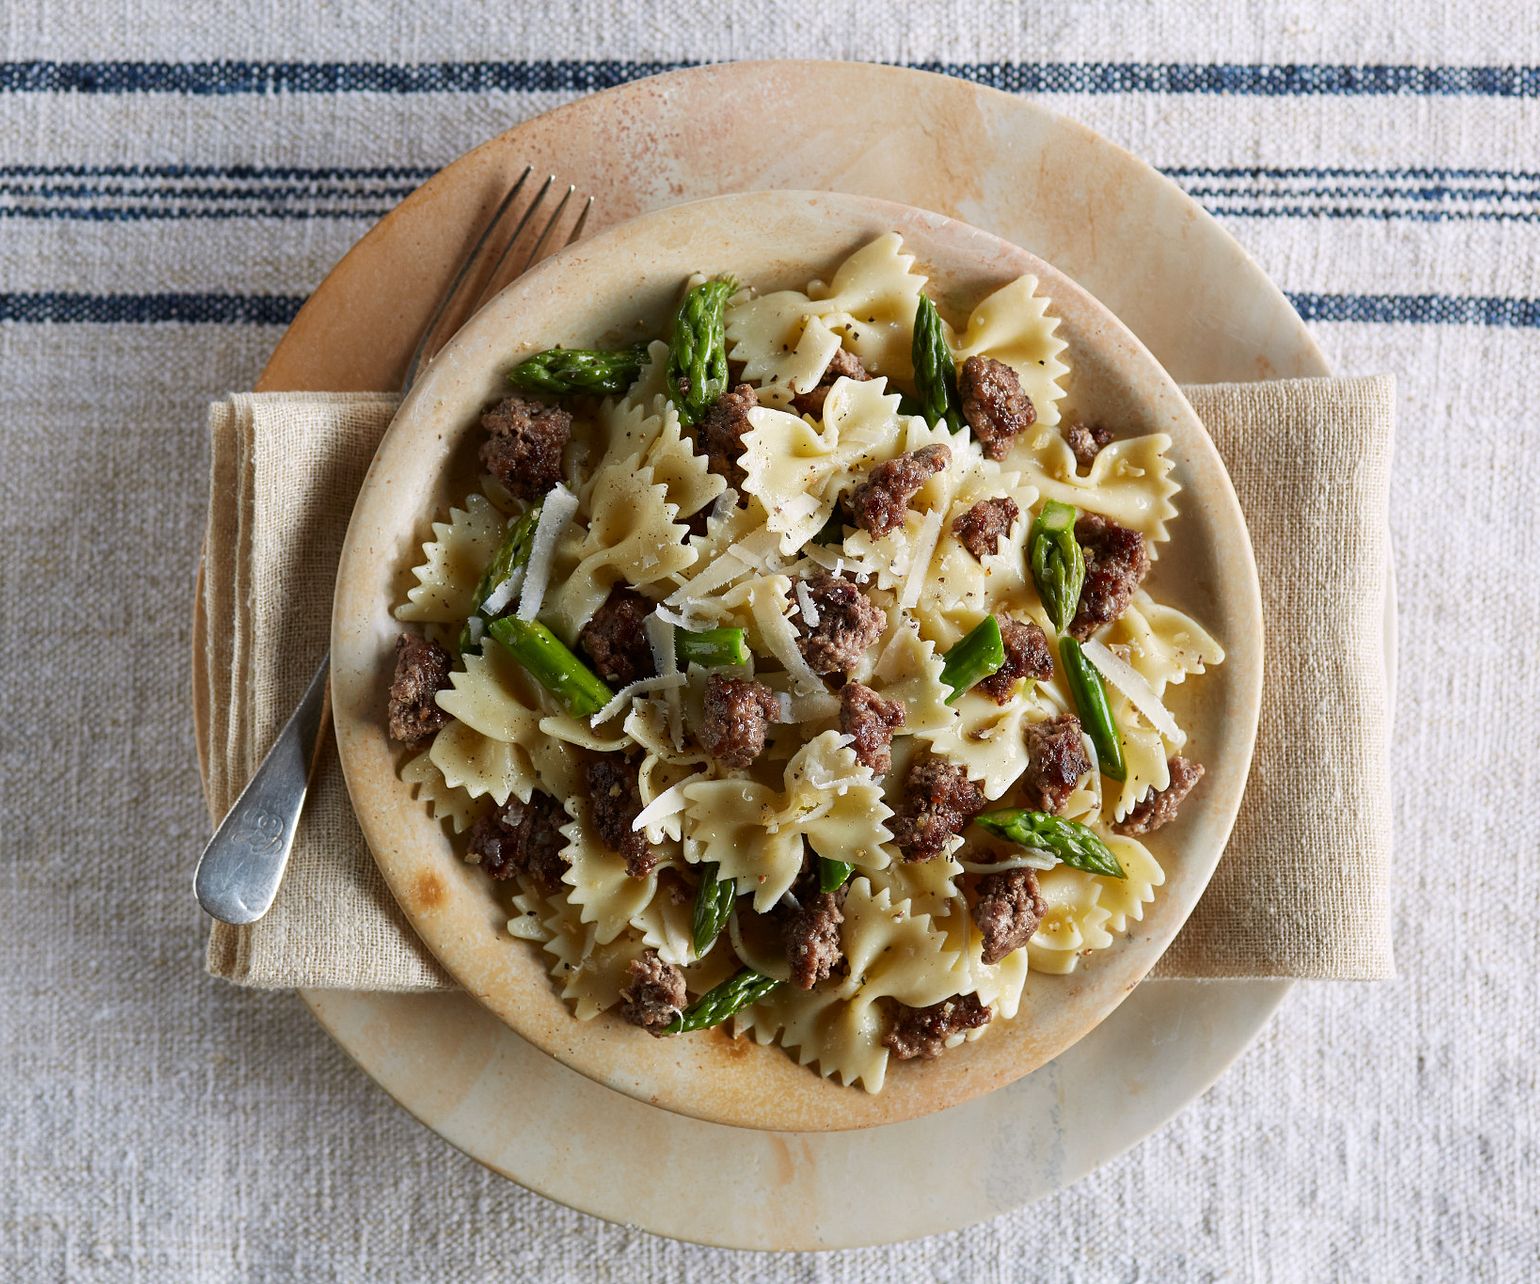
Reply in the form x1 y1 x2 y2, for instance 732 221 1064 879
4 3 1539 1281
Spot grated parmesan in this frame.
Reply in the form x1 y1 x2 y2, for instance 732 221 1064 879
516 483 579 621
898 509 944 609
479 567 524 616
644 613 684 749
588 671 689 727
630 780 690 834
794 579 821 627
1082 637 1185 746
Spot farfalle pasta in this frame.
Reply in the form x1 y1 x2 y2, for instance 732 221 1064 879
383 235 1223 1091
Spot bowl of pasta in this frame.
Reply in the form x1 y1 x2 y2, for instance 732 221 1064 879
331 188 1263 1132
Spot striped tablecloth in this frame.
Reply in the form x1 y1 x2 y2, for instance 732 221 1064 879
4 4 1536 1280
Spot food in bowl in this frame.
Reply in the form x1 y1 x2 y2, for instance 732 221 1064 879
384 234 1222 1092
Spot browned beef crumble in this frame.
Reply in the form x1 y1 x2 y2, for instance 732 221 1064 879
951 496 1021 560
972 866 1048 965
701 673 780 769
698 382 759 489
791 346 871 418
976 618 1055 704
467 792 568 892
793 572 886 676
1069 512 1150 639
848 444 952 537
1021 714 1092 814
780 887 846 990
891 756 986 862
478 395 572 500
1062 420 1115 469
585 758 657 878
1114 756 1205 835
387 632 453 747
882 992 993 1061
839 682 906 776
578 585 657 686
619 949 688 1036
958 355 1035 461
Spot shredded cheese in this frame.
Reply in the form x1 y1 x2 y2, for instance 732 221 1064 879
794 579 821 627
631 781 690 834
956 852 1058 874
898 509 944 610
1082 637 1185 746
464 616 485 647
516 483 578 621
644 613 684 749
479 567 523 617
588 671 689 727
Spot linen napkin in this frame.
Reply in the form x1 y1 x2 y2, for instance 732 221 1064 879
199 377 1395 989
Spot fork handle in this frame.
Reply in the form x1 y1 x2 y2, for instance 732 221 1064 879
195 656 331 925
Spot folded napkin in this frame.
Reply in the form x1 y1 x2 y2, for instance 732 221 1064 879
198 378 1396 990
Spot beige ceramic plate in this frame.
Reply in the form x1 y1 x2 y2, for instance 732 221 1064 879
329 188 1264 1133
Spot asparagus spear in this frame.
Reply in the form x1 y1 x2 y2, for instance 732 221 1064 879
507 343 651 396
911 294 963 433
674 626 750 669
667 276 737 427
459 502 543 653
691 862 735 957
665 968 783 1035
1028 500 1086 634
818 858 855 894
1059 635 1127 782
486 617 614 718
940 615 1006 702
975 808 1126 879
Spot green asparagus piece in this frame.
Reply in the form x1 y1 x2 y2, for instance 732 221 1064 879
911 294 963 433
507 343 651 396
1059 635 1127 782
667 276 737 427
691 862 736 957
812 510 846 545
940 614 1006 702
674 626 750 669
975 808 1126 879
459 503 543 653
487 617 614 718
1028 500 1086 634
818 858 855 894
665 968 783 1035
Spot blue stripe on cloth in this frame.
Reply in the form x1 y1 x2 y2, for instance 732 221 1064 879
0 59 1536 97
1 291 1536 329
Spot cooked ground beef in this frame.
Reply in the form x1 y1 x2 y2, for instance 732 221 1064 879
972 866 1047 965
882 992 993 1061
848 444 951 537
1062 420 1114 469
585 758 656 878
698 382 759 489
780 888 846 990
1070 512 1150 639
386 632 452 747
951 495 1021 560
891 756 986 862
794 572 886 676
578 585 657 686
977 618 1055 704
478 395 571 500
791 346 870 417
839 682 905 776
619 949 687 1036
1021 714 1091 814
466 792 568 892
958 355 1035 461
701 673 779 769
1115 756 1205 835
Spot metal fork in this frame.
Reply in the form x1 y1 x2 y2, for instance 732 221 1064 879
195 168 593 926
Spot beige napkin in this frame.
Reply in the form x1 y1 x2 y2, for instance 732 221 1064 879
199 378 1396 989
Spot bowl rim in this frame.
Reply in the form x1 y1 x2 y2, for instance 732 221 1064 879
330 187 1264 1132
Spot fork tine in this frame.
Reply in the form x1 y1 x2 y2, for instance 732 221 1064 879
400 165 533 395
519 183 575 273
472 173 556 309
566 194 594 245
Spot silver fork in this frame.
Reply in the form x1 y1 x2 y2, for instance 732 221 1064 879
195 168 594 926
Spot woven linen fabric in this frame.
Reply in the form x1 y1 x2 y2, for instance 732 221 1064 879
200 378 1395 989
4 2 1539 1281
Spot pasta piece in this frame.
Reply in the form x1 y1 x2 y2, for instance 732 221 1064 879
399 751 481 834
916 689 1039 801
394 492 506 623
560 811 664 947
1026 867 1115 975
681 732 892 911
1012 433 1180 545
1096 835 1166 934
1106 594 1226 695
853 619 953 736
949 275 1071 430
429 644 546 805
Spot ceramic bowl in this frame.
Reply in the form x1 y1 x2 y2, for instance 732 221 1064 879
330 188 1263 1132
